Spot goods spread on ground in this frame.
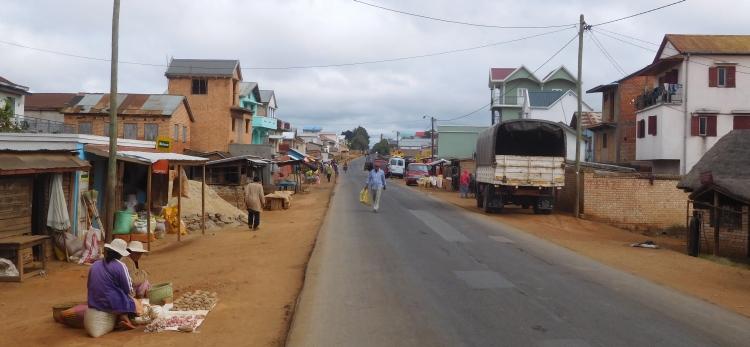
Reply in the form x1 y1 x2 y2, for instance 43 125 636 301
143 289 220 333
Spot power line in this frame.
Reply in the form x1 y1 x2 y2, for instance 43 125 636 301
353 0 576 29
0 27 573 71
587 31 626 75
593 27 660 46
591 0 687 26
591 29 658 52
439 32 580 122
296 119 429 126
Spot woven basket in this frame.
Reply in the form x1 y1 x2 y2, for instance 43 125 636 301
84 308 116 338
147 282 173 305
52 300 87 322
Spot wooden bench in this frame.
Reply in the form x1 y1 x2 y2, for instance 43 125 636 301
0 235 50 282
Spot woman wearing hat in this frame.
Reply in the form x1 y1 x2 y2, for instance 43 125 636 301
87 239 143 330
123 241 150 299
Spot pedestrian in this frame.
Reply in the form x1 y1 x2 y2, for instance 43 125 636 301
459 169 470 199
244 176 265 231
364 163 387 213
326 164 333 182
333 162 339 178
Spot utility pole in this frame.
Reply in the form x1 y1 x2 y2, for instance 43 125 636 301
573 14 585 219
396 131 400 151
430 117 435 159
105 0 120 242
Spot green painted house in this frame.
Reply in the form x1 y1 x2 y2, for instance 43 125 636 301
488 65 578 124
436 125 488 159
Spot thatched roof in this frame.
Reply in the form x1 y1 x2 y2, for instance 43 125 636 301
677 130 750 204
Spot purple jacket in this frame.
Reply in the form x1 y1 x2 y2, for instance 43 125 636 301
87 258 135 313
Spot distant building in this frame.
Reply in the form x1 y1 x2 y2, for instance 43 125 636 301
436 125 487 159
24 93 77 123
0 75 31 119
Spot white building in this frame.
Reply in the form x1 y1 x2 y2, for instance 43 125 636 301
635 35 750 174
0 75 31 119
522 90 594 124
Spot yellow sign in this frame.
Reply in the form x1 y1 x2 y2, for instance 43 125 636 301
156 136 172 152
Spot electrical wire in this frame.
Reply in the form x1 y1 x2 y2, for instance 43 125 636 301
591 0 687 26
294 118 429 126
0 27 573 71
591 29 658 52
353 0 576 29
593 27 660 46
439 32 580 122
587 31 626 75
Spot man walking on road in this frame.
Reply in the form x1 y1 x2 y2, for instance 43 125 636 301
244 176 264 230
459 169 470 199
326 164 333 182
364 164 387 213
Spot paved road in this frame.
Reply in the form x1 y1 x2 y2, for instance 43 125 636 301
287 158 750 347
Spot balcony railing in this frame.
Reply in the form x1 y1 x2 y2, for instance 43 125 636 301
491 96 525 107
636 84 683 111
3 115 76 134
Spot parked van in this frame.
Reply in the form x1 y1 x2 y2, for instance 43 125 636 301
389 157 406 179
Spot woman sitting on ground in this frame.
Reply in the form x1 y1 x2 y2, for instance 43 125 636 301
122 241 150 299
87 239 143 330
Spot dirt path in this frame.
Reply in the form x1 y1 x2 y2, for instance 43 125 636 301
397 178 750 318
0 178 336 347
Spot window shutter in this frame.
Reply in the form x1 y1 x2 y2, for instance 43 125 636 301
734 116 750 130
708 67 718 87
727 66 736 88
691 116 700 136
637 119 645 138
707 116 718 136
648 116 657 135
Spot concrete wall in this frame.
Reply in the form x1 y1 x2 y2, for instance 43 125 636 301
228 143 275 159
436 125 486 159
557 167 689 233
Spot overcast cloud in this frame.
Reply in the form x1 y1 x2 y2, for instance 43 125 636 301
2 0 748 140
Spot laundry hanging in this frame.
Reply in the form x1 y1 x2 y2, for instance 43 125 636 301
47 174 72 231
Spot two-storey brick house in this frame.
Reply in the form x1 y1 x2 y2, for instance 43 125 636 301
634 35 750 174
166 59 254 152
62 93 195 153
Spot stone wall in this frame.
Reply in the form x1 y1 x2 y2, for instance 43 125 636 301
557 167 689 233
697 205 749 258
210 184 247 211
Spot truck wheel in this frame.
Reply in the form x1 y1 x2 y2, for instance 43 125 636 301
483 186 493 214
476 185 484 208
543 209 552 215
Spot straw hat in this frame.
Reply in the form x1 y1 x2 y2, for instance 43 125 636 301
127 241 149 253
104 239 130 256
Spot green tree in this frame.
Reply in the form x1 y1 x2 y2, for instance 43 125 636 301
341 130 354 141
0 97 20 133
350 135 369 151
373 139 390 156
353 126 370 145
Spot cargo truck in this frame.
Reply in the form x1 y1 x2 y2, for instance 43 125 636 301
475 119 566 215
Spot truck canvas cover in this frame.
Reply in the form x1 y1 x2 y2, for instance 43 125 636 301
476 119 566 165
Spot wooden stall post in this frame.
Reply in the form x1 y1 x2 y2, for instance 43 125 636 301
146 164 152 252
177 164 181 242
202 163 206 235
713 191 719 255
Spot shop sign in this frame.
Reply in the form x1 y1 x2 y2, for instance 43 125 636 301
153 160 169 174
156 136 172 152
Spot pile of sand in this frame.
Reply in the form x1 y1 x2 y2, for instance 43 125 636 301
168 180 247 218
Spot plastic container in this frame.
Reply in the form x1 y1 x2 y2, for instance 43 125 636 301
113 210 133 235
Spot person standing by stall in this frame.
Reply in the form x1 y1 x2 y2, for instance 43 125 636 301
459 169 470 199
244 176 265 231
364 164 387 213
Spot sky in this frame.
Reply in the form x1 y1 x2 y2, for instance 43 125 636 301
2 0 748 142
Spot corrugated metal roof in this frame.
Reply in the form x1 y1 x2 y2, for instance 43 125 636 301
239 82 257 97
259 90 274 103
62 93 193 121
165 59 241 79
666 35 750 54
0 152 89 175
24 93 78 110
528 91 565 107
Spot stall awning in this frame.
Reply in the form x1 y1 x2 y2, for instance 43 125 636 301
85 147 208 166
206 155 272 166
0 152 90 175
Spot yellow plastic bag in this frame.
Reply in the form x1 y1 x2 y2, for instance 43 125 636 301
359 189 372 206
162 205 187 235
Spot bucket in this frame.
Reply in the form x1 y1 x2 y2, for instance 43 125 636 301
113 210 133 235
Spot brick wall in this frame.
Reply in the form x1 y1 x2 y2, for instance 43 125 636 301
697 206 749 258
63 101 192 152
617 76 649 164
557 168 689 232
210 184 246 210
168 71 246 152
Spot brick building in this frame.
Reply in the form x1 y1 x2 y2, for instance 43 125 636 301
587 71 651 166
166 59 255 152
62 93 194 153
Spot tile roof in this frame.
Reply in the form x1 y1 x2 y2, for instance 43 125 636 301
24 93 78 111
165 59 241 79
666 35 750 54
62 93 194 121
490 68 517 81
528 91 565 107
571 112 602 129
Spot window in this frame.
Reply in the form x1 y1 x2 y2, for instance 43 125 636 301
174 124 179 141
691 115 717 136
602 133 608 148
231 119 236 132
224 166 239 184
144 123 158 141
104 122 110 136
192 78 208 94
124 123 138 140
551 89 562 92
734 116 750 130
647 115 657 136
78 122 92 135
637 119 646 138
245 119 250 133
206 167 220 184
709 66 736 88
183 126 188 143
